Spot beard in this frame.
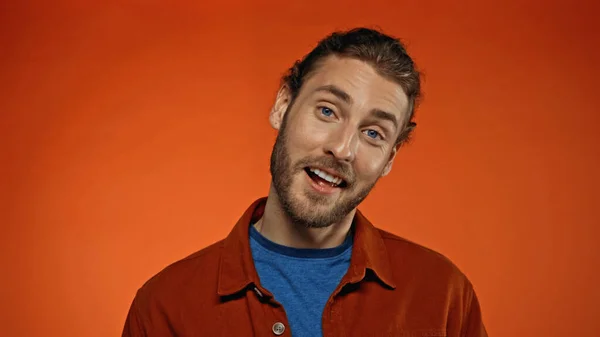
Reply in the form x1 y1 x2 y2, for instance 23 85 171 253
269 113 379 229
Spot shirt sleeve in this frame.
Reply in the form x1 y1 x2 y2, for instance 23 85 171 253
121 294 147 337
462 287 488 337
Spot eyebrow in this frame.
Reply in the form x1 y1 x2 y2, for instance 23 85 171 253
313 84 400 132
370 108 399 132
313 85 352 104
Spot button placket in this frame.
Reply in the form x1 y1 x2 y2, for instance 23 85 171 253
250 285 290 335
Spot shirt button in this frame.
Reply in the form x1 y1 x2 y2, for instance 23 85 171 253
272 322 285 335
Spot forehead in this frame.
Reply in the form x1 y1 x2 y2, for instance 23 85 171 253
299 56 409 119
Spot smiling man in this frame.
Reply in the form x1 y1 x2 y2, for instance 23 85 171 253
122 28 488 337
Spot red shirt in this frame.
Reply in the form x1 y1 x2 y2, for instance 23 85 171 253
122 197 488 337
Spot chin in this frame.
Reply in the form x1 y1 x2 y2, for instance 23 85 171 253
275 172 364 227
291 195 353 228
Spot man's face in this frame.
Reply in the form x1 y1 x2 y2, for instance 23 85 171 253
269 56 409 228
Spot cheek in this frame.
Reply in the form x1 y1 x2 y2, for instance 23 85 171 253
354 150 389 180
288 116 329 150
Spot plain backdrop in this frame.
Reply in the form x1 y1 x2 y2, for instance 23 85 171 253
1 1 599 336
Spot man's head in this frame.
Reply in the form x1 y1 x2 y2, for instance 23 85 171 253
269 27 421 228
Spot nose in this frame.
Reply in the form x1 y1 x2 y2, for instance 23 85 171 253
323 125 358 162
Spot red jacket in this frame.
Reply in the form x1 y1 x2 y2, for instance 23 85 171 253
122 197 488 336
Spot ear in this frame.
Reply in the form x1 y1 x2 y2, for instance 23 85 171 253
380 144 400 177
269 85 292 130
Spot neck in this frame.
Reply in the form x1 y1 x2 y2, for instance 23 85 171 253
253 185 355 249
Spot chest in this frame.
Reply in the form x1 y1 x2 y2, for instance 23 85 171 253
172 281 453 337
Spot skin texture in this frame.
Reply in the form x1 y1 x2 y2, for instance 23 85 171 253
254 55 410 249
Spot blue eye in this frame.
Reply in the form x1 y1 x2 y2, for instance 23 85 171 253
320 107 334 117
365 130 380 139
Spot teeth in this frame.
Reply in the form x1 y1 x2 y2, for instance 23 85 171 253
310 168 343 186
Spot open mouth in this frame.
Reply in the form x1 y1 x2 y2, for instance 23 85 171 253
304 167 348 188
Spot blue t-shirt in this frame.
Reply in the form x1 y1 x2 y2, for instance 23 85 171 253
249 225 352 337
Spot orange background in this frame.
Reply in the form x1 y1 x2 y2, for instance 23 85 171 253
1 1 599 336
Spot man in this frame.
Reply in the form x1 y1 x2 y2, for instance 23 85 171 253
122 27 488 337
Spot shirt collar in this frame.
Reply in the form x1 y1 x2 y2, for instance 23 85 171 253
217 197 396 297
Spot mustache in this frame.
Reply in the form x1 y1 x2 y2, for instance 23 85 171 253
295 156 355 184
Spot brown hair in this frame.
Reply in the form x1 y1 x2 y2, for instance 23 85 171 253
281 27 422 145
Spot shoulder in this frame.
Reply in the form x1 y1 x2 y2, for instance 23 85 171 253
376 228 487 334
377 228 475 291
133 239 225 307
